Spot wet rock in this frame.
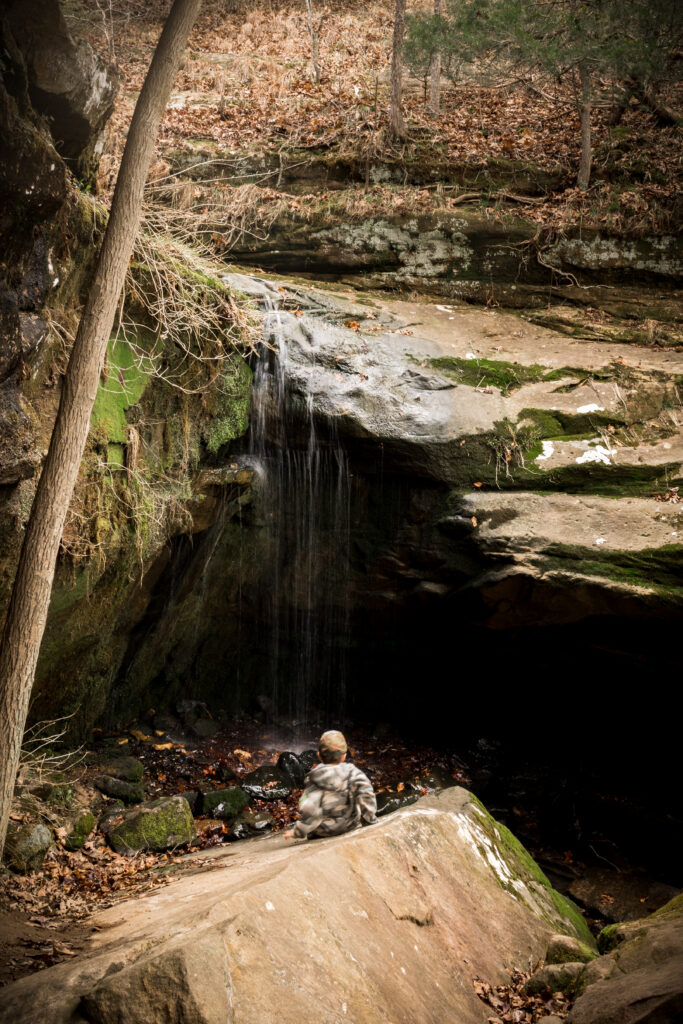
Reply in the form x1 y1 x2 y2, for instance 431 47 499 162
65 811 96 851
240 766 292 801
298 750 319 773
201 787 249 820
4 823 52 873
228 810 275 841
94 775 144 805
414 766 456 792
376 791 420 817
525 961 586 996
217 765 238 783
104 796 196 854
277 752 306 786
545 934 596 965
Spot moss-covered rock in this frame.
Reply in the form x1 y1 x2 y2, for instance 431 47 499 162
4 822 52 873
105 796 196 854
101 756 144 782
546 933 597 965
65 811 96 851
467 792 596 948
201 786 249 820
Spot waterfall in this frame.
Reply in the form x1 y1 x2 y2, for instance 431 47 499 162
241 296 352 731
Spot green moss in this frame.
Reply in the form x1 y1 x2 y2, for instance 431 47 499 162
468 795 595 947
543 542 683 593
65 811 96 851
107 797 195 853
204 356 252 454
597 922 622 953
651 893 683 920
428 355 557 395
91 332 157 444
202 786 250 819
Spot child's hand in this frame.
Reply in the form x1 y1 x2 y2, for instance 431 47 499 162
283 829 295 839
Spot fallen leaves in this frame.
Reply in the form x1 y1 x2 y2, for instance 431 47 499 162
473 970 571 1023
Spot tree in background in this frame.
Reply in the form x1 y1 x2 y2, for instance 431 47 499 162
0 0 203 860
406 0 682 188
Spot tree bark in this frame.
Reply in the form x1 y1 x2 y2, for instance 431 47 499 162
390 0 407 139
0 0 202 860
428 0 442 117
577 62 592 190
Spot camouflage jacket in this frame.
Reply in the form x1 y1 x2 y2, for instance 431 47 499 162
292 762 377 839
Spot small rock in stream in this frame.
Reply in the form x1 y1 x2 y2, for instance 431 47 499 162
277 751 306 786
228 810 275 841
376 792 420 817
298 750 319 773
240 766 292 801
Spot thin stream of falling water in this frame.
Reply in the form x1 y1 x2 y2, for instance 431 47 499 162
241 296 351 729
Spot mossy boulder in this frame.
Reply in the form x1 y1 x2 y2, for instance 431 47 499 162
105 796 196 854
201 786 249 820
94 775 145 805
4 823 52 873
546 933 597 965
65 811 96 851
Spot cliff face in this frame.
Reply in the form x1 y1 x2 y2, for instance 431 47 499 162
0 3 253 737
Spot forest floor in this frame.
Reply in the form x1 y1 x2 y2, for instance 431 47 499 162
64 0 681 235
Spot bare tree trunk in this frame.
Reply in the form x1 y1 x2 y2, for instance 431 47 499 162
428 0 442 117
0 0 202 860
304 0 321 85
577 62 592 190
390 0 407 139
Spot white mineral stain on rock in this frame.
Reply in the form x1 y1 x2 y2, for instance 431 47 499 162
536 441 554 462
595 538 606 545
465 353 476 360
576 445 616 465
265 900 275 911
576 403 604 413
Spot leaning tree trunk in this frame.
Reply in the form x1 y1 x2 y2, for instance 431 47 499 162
428 0 442 116
577 61 592 190
390 0 407 139
0 0 202 860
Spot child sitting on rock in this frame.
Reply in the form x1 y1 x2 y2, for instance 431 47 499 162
284 730 377 840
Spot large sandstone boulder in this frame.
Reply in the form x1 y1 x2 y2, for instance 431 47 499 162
0 788 594 1024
